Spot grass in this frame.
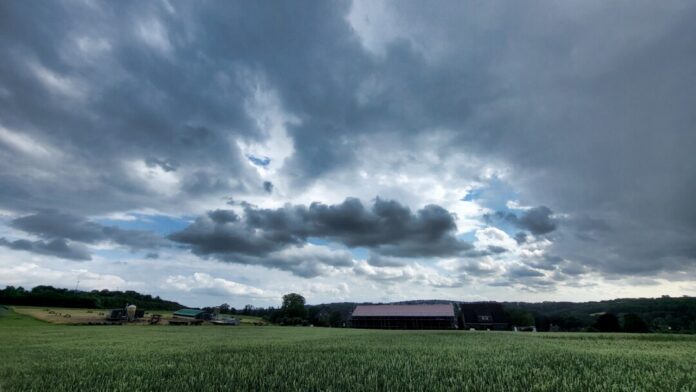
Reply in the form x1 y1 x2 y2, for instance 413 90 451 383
0 308 695 391
11 306 265 325
0 305 47 327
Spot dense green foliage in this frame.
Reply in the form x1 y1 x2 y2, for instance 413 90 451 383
623 313 650 333
0 309 694 391
593 313 622 332
281 293 308 319
509 296 696 333
298 297 696 332
0 286 184 310
3 285 694 332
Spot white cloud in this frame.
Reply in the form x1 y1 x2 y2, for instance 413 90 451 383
0 125 54 158
136 18 172 53
125 159 181 196
29 61 87 100
0 261 129 291
165 272 271 299
474 227 518 251
353 260 461 288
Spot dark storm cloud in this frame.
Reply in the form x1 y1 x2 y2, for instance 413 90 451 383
145 157 179 172
496 264 557 292
359 1 696 280
506 266 545 279
0 0 485 214
0 238 91 261
170 208 355 276
366 254 408 267
488 246 508 254
485 206 558 236
0 1 272 215
263 181 274 194
243 248 354 278
516 207 557 235
241 197 470 257
8 211 164 257
513 232 528 245
207 209 239 224
169 198 471 275
459 260 498 277
12 211 105 243
169 216 289 257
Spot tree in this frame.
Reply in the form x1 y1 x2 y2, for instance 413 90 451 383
219 303 231 314
329 310 343 327
593 313 621 332
623 313 649 333
281 293 307 319
504 308 535 327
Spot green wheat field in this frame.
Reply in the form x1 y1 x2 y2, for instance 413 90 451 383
1 307 694 391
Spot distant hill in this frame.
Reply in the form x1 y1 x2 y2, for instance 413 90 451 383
304 296 696 332
0 285 185 311
501 296 696 332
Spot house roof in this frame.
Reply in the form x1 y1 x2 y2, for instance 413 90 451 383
352 304 454 318
173 308 204 317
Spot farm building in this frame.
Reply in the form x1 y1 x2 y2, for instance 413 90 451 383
173 309 209 320
350 304 456 329
459 302 508 330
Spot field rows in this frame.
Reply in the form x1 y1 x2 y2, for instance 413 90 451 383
1 309 695 391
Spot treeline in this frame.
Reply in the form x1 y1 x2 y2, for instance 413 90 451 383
0 286 184 310
4 285 694 332
503 296 696 333
220 294 354 327
239 295 696 332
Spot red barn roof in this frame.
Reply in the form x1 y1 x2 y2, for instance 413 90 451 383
351 304 454 317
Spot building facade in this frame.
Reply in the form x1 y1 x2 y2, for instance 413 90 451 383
350 304 457 329
459 302 508 330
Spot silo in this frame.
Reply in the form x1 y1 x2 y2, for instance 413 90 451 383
126 305 137 321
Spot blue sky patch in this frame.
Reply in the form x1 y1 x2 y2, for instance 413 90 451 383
247 154 271 167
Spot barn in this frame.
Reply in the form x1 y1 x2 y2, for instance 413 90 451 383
173 309 208 320
349 304 456 329
459 302 508 330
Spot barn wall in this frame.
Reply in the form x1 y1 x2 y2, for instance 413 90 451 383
350 316 455 329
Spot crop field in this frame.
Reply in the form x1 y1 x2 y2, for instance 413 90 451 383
10 306 265 325
1 307 695 391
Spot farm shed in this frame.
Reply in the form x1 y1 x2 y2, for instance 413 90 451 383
459 302 508 330
173 309 207 320
105 309 125 321
350 304 456 329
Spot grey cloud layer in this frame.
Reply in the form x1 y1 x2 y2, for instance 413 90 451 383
485 206 558 236
0 211 164 259
169 198 471 275
0 0 695 286
0 238 90 261
11 211 164 250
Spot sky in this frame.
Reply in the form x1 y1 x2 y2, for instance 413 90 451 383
1 0 695 308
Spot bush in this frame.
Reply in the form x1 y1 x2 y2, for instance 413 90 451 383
623 313 650 333
593 313 621 332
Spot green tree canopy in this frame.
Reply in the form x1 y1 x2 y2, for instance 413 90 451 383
593 313 621 332
281 293 307 319
504 308 535 326
623 313 649 333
